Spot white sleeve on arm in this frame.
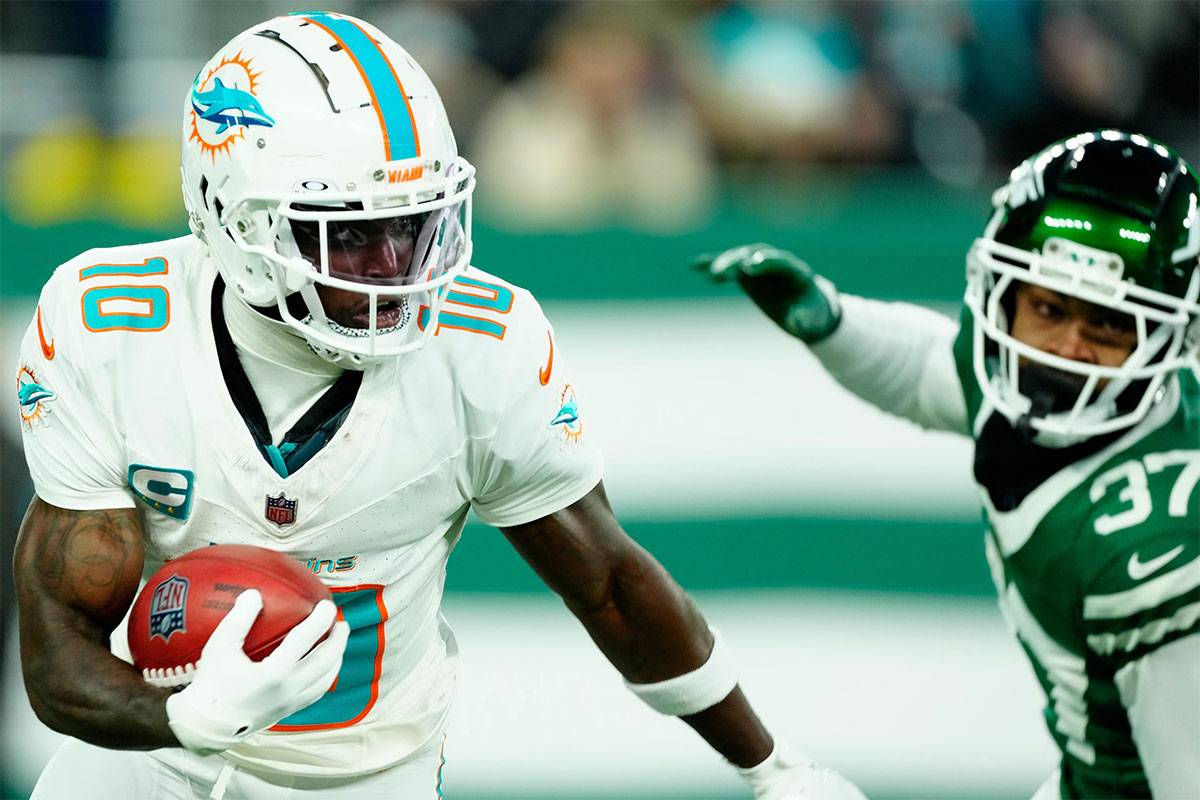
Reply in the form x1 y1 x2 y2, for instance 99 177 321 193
1115 633 1200 798
470 298 605 528
808 293 969 435
18 282 134 510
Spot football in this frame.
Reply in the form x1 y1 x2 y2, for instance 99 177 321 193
127 544 333 688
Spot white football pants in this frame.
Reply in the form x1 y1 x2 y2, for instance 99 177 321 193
31 734 446 800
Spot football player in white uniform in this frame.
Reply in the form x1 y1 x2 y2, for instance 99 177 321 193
696 131 1200 798
14 12 865 800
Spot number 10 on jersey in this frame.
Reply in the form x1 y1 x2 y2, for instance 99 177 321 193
79 258 170 332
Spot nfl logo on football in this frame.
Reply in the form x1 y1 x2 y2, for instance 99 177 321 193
265 492 299 527
149 575 189 641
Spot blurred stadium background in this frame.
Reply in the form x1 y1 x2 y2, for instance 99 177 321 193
0 1 1195 798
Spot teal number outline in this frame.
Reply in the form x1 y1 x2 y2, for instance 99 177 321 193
272 584 387 730
418 275 513 340
79 258 170 332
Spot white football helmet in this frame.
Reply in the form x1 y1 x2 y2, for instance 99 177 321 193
181 11 474 365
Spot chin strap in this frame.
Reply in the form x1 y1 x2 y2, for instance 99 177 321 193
1015 368 1062 441
1012 361 1117 446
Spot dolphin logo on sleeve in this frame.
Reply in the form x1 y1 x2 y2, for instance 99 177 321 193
16 364 56 432
549 384 583 444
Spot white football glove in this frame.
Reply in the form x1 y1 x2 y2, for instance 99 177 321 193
739 740 868 800
165 589 349 755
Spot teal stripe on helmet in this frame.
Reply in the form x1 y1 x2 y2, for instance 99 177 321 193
297 11 418 160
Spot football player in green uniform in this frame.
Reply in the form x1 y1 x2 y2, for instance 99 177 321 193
695 130 1200 798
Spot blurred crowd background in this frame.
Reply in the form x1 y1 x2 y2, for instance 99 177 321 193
1 0 1196 234
1 2 1197 799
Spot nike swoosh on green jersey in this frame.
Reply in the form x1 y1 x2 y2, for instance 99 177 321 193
1127 544 1186 581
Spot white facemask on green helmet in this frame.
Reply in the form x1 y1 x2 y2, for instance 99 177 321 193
966 130 1200 446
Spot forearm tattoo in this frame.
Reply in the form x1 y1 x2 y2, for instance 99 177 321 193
14 500 174 748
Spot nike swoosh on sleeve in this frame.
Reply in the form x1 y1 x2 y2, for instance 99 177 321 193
1127 544 1186 581
36 305 55 360
538 330 553 385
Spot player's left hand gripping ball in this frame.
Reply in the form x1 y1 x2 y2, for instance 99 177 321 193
738 740 868 800
166 589 349 754
127 544 350 754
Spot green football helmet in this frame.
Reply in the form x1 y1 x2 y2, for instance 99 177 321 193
966 130 1200 445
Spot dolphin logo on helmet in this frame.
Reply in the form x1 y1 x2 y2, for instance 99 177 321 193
191 77 275 134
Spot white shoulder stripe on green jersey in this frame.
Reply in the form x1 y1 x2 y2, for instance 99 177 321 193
984 380 1182 557
1083 558 1200 620
1086 602 1200 656
1002 581 1095 765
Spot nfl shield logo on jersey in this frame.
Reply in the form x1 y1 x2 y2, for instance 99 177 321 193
265 492 299 527
149 575 189 642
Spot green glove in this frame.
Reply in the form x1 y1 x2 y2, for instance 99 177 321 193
691 243 842 344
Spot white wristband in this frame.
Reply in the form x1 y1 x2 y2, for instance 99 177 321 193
625 626 738 716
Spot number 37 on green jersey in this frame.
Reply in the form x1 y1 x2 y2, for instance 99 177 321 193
1090 450 1200 536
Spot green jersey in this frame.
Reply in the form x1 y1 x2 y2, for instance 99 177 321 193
953 310 1200 799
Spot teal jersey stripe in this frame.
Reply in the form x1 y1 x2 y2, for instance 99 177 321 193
298 12 418 160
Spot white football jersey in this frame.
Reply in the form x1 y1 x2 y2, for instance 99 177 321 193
17 235 605 777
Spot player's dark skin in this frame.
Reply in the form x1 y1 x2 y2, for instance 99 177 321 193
14 482 774 765
291 217 419 330
14 501 170 748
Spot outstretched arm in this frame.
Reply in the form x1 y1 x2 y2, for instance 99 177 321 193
503 482 866 798
694 243 969 435
811 293 967 434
